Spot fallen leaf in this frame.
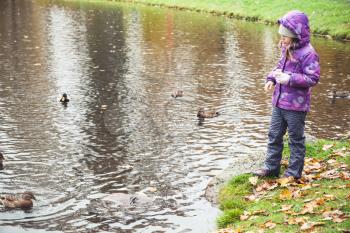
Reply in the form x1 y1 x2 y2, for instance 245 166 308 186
320 169 340 179
252 210 269 216
245 194 258 201
249 176 259 186
322 210 347 223
300 221 325 231
263 220 276 229
279 189 293 200
323 194 335 201
340 171 350 180
267 183 279 190
281 204 293 212
327 159 337 164
277 176 294 186
285 216 309 225
256 181 275 192
322 144 334 151
240 211 250 221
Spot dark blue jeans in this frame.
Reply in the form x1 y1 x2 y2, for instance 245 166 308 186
264 106 307 178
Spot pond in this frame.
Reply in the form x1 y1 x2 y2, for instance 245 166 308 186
0 1 349 232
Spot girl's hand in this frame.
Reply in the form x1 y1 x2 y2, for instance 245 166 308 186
264 81 275 92
275 72 291 84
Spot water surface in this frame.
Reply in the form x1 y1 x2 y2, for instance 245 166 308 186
0 1 349 232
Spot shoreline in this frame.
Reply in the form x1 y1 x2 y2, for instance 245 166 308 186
109 0 350 42
205 134 318 205
204 151 265 205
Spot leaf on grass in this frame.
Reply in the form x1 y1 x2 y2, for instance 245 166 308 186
277 176 294 186
300 183 320 191
215 228 241 233
285 216 309 225
322 144 334 151
280 204 293 212
215 228 239 233
262 220 276 229
252 210 269 216
333 147 348 157
346 194 350 200
240 211 250 221
323 194 335 201
298 198 326 215
327 159 339 168
245 193 258 201
256 181 275 192
320 169 340 179
340 171 350 180
249 176 259 186
303 174 321 182
281 159 289 167
300 221 325 231
279 189 292 200
322 210 347 223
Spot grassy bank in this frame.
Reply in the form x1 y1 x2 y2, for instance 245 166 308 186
99 0 350 41
216 139 350 232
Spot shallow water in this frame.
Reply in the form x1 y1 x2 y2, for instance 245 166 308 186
0 1 349 232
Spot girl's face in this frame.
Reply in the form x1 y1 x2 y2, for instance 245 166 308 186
280 35 293 48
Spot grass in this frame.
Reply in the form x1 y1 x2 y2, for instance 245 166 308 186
98 0 350 40
216 139 350 232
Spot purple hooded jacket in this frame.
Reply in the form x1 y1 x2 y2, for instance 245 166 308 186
267 10 320 112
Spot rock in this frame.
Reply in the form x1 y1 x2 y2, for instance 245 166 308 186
204 151 265 205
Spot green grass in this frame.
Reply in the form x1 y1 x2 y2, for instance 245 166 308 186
216 139 350 232
100 0 350 40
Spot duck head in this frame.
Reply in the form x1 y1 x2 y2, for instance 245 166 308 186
197 108 205 118
60 93 69 102
22 192 36 201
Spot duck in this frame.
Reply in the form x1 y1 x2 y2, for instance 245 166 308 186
171 90 183 98
332 90 350 99
60 93 70 103
0 152 4 170
0 191 36 209
197 108 219 118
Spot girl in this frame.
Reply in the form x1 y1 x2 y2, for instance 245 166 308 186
253 10 320 179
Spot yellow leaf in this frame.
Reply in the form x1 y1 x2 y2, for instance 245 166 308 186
279 189 293 200
277 176 294 186
323 194 335 200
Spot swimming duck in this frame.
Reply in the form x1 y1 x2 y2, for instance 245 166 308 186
197 108 219 118
0 191 36 209
60 93 70 103
171 90 183 98
332 90 350 99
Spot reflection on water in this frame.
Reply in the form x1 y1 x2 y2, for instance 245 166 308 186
0 0 349 232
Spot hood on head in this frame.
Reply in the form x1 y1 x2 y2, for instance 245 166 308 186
277 10 310 48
